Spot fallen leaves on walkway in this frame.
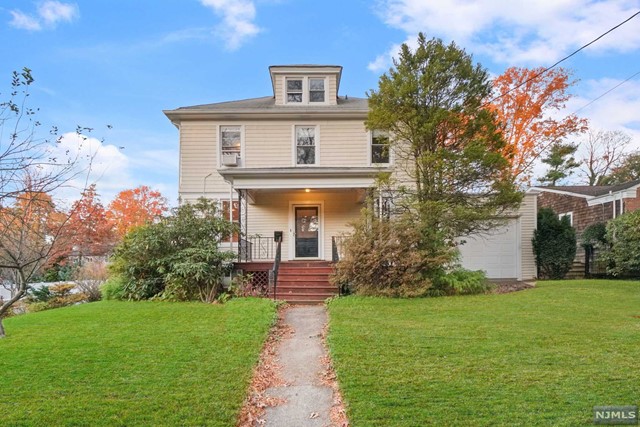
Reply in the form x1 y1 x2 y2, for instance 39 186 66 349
237 306 293 427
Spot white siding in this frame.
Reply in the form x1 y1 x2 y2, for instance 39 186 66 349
247 190 362 261
519 192 537 281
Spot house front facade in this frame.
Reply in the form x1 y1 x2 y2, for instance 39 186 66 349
164 65 537 284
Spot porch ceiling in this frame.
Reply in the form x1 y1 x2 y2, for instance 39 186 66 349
218 167 390 190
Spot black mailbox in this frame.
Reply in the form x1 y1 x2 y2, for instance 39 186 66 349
274 231 283 242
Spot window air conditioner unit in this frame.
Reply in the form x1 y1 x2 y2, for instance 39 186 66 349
222 153 239 166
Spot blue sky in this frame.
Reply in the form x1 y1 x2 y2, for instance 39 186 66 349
1 0 639 204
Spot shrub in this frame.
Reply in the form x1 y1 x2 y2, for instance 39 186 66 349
101 276 126 300
27 285 53 303
532 208 576 279
110 198 237 302
603 211 640 277
26 283 84 312
331 213 455 297
73 261 108 302
428 269 492 296
581 222 607 248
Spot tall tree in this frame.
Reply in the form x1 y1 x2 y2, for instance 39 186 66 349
0 69 98 337
490 67 588 185
580 130 631 186
107 185 168 238
67 184 116 259
538 142 580 186
605 151 640 184
366 34 521 274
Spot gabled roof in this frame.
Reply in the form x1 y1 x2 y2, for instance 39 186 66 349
531 179 640 200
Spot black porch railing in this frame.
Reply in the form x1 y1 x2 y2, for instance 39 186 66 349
584 245 608 278
238 235 277 262
269 240 282 301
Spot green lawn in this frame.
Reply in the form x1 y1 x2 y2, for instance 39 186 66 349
327 280 640 426
0 299 276 426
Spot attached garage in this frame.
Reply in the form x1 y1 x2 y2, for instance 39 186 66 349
458 192 538 281
459 219 519 279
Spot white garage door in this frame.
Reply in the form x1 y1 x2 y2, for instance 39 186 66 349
458 219 519 279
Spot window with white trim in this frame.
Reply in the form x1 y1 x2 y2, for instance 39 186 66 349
285 77 327 104
559 212 573 226
295 126 316 165
309 78 325 103
220 126 242 164
286 79 303 103
371 130 390 164
221 200 239 242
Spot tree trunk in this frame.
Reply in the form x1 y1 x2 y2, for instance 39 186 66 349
0 318 5 338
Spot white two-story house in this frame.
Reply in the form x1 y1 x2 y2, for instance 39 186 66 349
164 64 537 294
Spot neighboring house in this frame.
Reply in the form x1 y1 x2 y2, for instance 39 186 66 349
531 180 640 241
164 64 537 292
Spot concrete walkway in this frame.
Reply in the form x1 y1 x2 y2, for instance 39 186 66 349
263 305 334 427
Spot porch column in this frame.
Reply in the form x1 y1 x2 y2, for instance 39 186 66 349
237 189 249 260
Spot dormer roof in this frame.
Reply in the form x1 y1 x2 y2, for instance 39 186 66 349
268 65 343 97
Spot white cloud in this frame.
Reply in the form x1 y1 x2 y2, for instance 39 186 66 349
8 1 78 31
568 77 640 148
38 1 78 26
46 132 131 205
200 0 261 50
370 0 640 69
9 10 42 31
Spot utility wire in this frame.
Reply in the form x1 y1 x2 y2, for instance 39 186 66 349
572 69 640 114
484 10 640 106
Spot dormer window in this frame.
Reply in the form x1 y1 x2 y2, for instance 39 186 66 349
287 79 303 103
309 78 325 102
285 76 326 104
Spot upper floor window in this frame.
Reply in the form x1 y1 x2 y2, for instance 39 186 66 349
371 130 390 164
309 78 325 102
220 126 242 165
285 77 326 104
287 79 303 103
296 126 316 165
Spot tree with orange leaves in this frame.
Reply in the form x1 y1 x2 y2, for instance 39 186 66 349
107 185 168 237
490 67 588 186
67 184 116 259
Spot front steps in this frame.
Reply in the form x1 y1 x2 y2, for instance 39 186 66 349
269 261 337 304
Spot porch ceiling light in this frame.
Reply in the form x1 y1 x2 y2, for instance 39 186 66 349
305 188 311 193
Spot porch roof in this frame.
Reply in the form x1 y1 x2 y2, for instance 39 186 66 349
218 166 390 190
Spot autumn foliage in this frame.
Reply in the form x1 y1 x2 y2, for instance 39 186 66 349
67 184 116 257
107 185 168 237
489 67 588 185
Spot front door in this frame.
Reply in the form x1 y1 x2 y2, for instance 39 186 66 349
295 206 319 258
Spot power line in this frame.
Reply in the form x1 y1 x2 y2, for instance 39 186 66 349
573 70 640 114
484 10 640 105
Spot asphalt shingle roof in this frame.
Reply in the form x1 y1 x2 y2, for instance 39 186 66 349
537 179 640 197
176 95 368 111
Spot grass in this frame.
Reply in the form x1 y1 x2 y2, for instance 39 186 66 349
0 298 276 426
327 280 640 426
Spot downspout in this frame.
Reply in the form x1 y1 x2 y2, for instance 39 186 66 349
203 173 213 198
611 191 615 218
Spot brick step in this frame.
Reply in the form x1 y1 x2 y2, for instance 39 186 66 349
277 267 333 274
277 280 332 288
271 292 337 303
280 261 331 268
275 286 337 294
277 274 331 281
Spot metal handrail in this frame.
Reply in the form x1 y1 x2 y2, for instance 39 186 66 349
271 240 282 301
